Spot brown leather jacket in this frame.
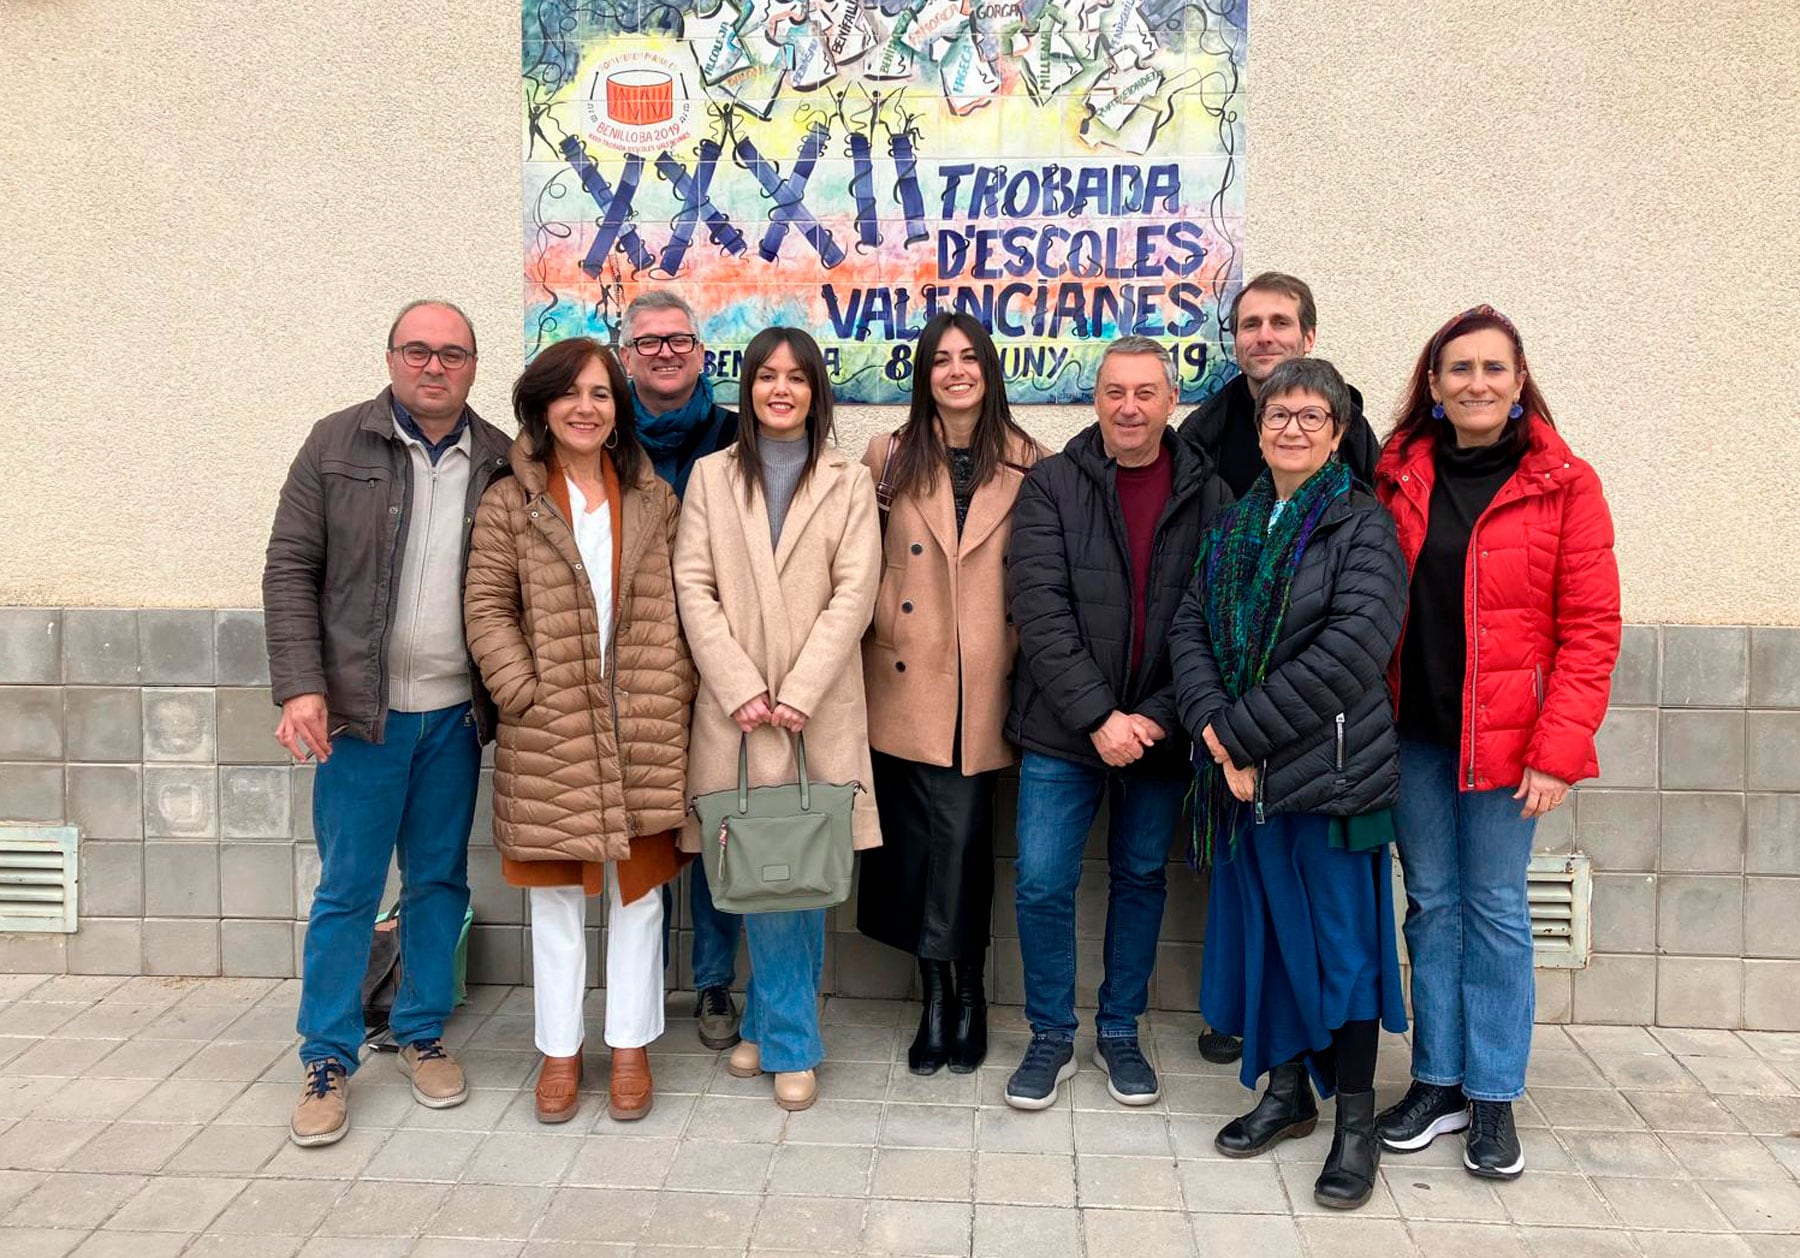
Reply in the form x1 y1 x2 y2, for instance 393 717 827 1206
262 389 512 743
464 437 695 864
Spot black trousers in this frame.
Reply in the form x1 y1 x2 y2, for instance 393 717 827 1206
856 749 998 961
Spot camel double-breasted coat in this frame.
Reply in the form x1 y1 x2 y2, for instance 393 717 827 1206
672 445 885 852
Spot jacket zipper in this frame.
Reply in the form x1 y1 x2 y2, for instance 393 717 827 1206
400 459 442 710
1534 663 1546 711
1254 761 1266 825
1466 528 1480 788
1334 712 1346 772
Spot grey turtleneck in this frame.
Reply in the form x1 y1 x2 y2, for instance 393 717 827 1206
761 433 811 547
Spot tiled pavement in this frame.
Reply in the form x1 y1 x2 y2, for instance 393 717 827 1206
1 975 1798 1257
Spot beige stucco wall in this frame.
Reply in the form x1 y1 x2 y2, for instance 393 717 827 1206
2 1 1796 621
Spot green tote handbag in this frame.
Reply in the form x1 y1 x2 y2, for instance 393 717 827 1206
693 733 857 914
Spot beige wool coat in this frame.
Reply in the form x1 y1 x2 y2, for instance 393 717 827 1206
464 438 695 865
673 445 884 851
861 431 1042 774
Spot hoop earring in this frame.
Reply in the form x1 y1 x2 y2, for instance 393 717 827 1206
604 429 618 449
1508 403 1523 420
1431 403 1446 420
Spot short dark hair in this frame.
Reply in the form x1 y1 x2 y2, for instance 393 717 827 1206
733 328 835 504
1257 358 1353 434
1231 272 1317 338
387 299 477 354
512 337 646 484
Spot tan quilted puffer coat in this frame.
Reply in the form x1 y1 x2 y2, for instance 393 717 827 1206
464 438 696 864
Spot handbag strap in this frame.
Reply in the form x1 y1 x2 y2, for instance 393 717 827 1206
875 432 899 520
734 730 815 813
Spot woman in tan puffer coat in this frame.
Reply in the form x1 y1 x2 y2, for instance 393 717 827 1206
465 338 695 1128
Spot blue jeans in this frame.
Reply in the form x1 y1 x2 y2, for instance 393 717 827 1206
1014 751 1186 1041
1394 738 1538 1101
298 704 479 1073
690 858 743 990
742 908 827 1072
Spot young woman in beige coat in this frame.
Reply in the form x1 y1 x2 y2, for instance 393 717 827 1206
673 327 882 1111
857 312 1043 1076
464 338 695 1125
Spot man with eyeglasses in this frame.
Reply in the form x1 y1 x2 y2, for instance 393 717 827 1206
617 290 745 1050
264 299 511 1147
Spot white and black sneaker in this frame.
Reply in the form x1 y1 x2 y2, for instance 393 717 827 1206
1005 1034 1077 1110
1376 1080 1469 1152
1464 1100 1524 1179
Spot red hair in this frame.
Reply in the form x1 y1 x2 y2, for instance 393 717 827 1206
1385 305 1555 456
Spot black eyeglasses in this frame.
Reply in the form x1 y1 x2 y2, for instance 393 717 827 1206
391 342 474 370
1260 406 1334 433
624 333 699 356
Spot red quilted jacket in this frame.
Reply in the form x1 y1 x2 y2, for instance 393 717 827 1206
1375 416 1621 791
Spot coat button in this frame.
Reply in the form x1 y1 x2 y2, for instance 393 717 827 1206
1401 474 1409 482
388 506 399 515
573 563 582 572
895 661 906 672
910 543 923 555
901 601 913 613
530 510 539 519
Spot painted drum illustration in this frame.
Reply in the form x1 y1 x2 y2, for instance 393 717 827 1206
606 69 675 125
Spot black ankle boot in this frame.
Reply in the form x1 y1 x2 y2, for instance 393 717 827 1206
1215 1060 1319 1157
1314 1089 1380 1208
908 959 953 1075
947 956 987 1074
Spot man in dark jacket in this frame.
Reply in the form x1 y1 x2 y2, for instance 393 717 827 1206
1002 336 1232 1111
619 290 745 1050
1179 271 1380 496
264 300 512 1148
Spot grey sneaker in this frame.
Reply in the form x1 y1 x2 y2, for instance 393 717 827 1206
696 985 741 1050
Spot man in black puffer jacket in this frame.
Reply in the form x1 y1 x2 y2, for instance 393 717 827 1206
1001 337 1232 1113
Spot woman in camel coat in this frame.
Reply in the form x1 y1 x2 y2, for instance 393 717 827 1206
674 326 882 1111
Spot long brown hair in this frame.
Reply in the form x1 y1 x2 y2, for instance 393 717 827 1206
732 327 835 503
513 337 647 484
888 312 1038 501
1386 305 1553 457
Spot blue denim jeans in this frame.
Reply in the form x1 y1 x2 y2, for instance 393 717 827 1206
689 858 744 990
297 704 479 1073
742 908 827 1072
1394 738 1538 1101
1014 751 1186 1041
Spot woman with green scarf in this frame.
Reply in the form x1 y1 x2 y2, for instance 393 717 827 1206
1169 356 1409 1210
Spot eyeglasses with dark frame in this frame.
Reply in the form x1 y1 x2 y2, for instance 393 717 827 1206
390 342 475 371
1260 406 1334 433
623 333 699 356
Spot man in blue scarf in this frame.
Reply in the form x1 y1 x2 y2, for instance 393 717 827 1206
620 291 742 1048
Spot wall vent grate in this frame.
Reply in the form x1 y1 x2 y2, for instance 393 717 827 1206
1528 853 1591 969
0 826 80 933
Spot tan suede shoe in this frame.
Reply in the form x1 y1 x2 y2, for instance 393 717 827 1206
535 1050 583 1124
290 1060 349 1147
397 1038 468 1108
727 1039 763 1079
774 1069 817 1111
609 1047 654 1121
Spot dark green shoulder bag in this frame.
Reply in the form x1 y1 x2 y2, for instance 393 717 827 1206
693 733 856 914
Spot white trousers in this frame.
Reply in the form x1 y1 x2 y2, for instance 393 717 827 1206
529 869 665 1056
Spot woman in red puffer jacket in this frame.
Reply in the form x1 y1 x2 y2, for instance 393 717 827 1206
1370 306 1620 1183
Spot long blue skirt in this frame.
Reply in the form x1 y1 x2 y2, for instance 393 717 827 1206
1200 811 1407 1096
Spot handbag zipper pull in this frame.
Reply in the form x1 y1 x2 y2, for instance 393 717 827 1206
717 817 730 849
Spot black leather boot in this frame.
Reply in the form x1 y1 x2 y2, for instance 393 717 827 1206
1215 1060 1319 1157
946 955 987 1074
908 959 953 1076
1314 1089 1380 1208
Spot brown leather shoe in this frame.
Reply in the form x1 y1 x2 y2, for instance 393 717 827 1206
290 1060 349 1147
535 1050 583 1124
609 1046 654 1122
397 1039 467 1109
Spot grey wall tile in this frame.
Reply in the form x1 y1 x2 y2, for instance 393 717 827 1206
0 686 64 760
1746 794 1800 876
63 687 142 762
66 764 144 840
1659 710 1745 791
465 923 525 985
1659 792 1745 873
216 687 285 764
143 766 217 839
1593 708 1657 789
1743 960 1800 1031
292 765 315 841
1151 940 1204 1013
0 763 64 821
66 918 143 975
293 843 322 919
1575 789 1660 872
1744 877 1800 959
0 608 61 683
220 919 295 978
0 931 66 973
144 842 222 918
214 611 271 686
466 849 524 926
1661 626 1749 708
220 843 296 919
138 610 215 685
1749 628 1800 709
77 840 144 918
141 687 216 763
1573 954 1655 1025
1591 872 1657 953
1534 968 1572 1023
219 766 292 840
1657 957 1742 1028
468 767 494 845
143 918 220 976
1746 712 1800 792
1657 875 1744 957
62 609 140 684
832 929 916 999
1534 795 1575 854
1610 625 1659 707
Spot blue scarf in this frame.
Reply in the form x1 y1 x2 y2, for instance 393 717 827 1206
631 375 734 499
